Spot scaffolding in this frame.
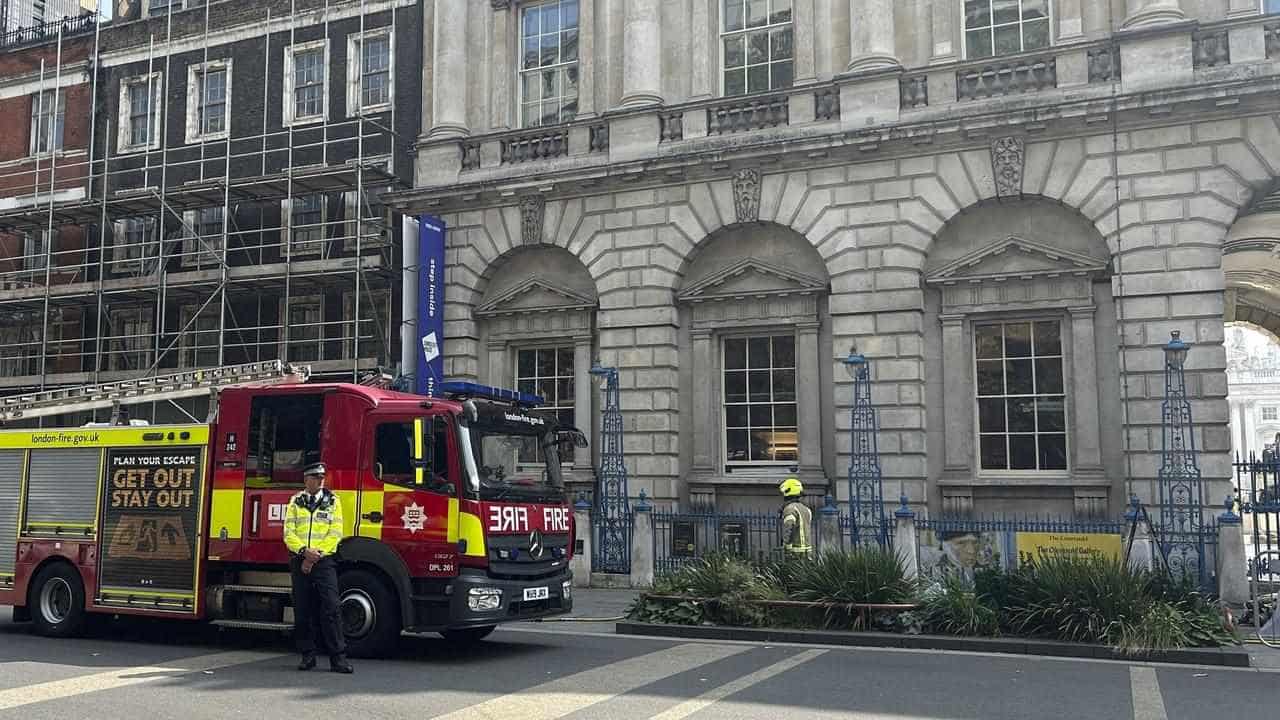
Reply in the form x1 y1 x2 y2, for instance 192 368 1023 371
0 0 410 426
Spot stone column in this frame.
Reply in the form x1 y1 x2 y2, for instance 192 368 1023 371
1069 307 1103 471
846 0 901 73
1217 499 1248 607
629 499 654 588
1245 401 1259 458
1122 0 1185 30
577 0 597 116
940 315 970 473
1056 0 1084 41
574 336 594 466
818 496 841 552
793 0 817 84
691 330 716 470
489 2 512 130
620 0 662 108
797 322 823 472
428 0 470 140
893 500 919 580
571 494 593 588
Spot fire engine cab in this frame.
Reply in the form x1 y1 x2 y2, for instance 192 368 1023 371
0 361 581 656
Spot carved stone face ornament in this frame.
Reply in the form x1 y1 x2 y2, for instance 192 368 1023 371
990 136 1025 199
732 168 761 224
519 195 545 245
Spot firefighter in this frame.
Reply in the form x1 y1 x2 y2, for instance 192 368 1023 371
779 476 813 560
284 462 353 674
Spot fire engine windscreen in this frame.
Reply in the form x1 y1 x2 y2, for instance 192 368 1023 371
458 404 567 504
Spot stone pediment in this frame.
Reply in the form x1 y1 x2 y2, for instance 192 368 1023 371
926 237 1108 285
476 276 596 316
678 258 828 303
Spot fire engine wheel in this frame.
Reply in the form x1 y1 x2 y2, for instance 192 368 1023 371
440 625 497 644
338 569 401 658
30 563 88 639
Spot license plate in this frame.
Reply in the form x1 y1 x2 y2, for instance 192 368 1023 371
523 586 549 601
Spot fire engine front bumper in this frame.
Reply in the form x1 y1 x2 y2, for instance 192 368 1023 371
448 567 574 628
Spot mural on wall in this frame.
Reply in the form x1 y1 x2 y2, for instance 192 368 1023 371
918 530 1001 580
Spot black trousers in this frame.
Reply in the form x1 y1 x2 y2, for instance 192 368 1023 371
290 556 346 658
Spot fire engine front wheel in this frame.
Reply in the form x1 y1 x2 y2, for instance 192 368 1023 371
30 563 88 639
338 569 401 658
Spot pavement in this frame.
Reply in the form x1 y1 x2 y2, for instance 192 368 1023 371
1 590 1279 720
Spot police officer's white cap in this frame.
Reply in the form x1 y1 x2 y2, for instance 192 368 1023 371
303 463 326 476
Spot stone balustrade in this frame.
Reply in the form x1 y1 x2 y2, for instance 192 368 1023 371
500 128 570 165
706 94 789 136
1193 28 1231 68
956 53 1058 102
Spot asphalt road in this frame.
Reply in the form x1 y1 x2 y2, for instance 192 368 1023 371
0 604 1276 720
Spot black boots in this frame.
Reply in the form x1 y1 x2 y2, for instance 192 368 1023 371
330 654 354 674
297 654 317 671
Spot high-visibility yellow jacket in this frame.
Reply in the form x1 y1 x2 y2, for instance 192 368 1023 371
284 489 345 556
781 501 813 556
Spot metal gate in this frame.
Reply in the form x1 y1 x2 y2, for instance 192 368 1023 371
1234 455 1279 644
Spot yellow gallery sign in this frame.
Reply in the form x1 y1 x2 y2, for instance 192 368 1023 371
1015 532 1122 565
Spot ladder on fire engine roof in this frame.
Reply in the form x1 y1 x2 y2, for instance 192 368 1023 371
0 360 311 425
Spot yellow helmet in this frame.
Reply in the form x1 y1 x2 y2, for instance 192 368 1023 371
779 477 803 498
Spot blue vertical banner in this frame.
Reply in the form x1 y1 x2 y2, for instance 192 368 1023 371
416 215 446 397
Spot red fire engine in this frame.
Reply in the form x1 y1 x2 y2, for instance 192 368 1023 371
0 361 580 656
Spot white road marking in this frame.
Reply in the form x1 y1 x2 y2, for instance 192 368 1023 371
429 642 748 720
0 649 286 712
1129 666 1169 720
648 648 827 720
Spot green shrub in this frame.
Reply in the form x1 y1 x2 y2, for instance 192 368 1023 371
921 573 1000 637
632 553 784 627
789 547 913 629
1007 555 1152 645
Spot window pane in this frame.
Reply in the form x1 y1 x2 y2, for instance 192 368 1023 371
749 405 771 427
992 0 1019 24
976 360 1004 395
771 60 793 90
771 0 792 23
747 30 769 64
556 347 573 374
522 5 540 36
1004 323 1032 357
726 429 749 461
564 66 580 98
725 70 746 96
773 370 796 402
724 35 745 69
774 404 797 427
1033 321 1061 355
993 24 1022 55
523 35 540 69
724 371 747 403
772 336 795 368
747 370 771 402
1005 359 1033 395
966 29 992 58
558 377 575 404
542 2 561 32
518 379 536 395
541 70 560 100
541 33 559 66
746 0 767 28
1007 397 1035 432
562 28 579 62
522 73 541 103
562 0 579 28
981 435 1007 470
726 405 748 428
1022 0 1048 20
747 65 769 93
1037 397 1066 432
975 325 1002 359
1035 358 1063 394
536 379 555 400
1039 434 1067 470
964 0 991 28
725 338 747 369
763 430 797 462
724 0 745 32
747 337 770 368
770 27 793 60
536 347 556 376
1009 435 1037 469
1023 18 1049 50
978 398 1005 432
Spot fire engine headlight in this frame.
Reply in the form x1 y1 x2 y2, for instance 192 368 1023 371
561 581 572 600
467 588 502 611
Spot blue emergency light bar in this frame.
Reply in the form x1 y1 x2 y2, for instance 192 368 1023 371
438 381 544 407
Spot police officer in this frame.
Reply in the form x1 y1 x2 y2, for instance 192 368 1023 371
779 477 813 560
284 462 353 674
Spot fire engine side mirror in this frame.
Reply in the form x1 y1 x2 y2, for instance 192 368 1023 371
374 462 384 480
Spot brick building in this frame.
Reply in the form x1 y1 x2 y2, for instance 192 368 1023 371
393 0 1280 518
0 0 422 424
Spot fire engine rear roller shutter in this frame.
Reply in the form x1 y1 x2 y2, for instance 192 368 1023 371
0 450 21 576
23 448 101 536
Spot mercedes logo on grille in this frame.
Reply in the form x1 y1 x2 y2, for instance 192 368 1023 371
529 530 545 560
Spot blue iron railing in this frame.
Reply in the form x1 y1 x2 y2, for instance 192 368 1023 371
652 508 795 574
589 509 632 575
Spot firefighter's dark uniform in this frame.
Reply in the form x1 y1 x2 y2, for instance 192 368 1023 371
284 483 350 672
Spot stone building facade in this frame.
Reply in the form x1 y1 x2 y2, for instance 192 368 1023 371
394 0 1280 517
